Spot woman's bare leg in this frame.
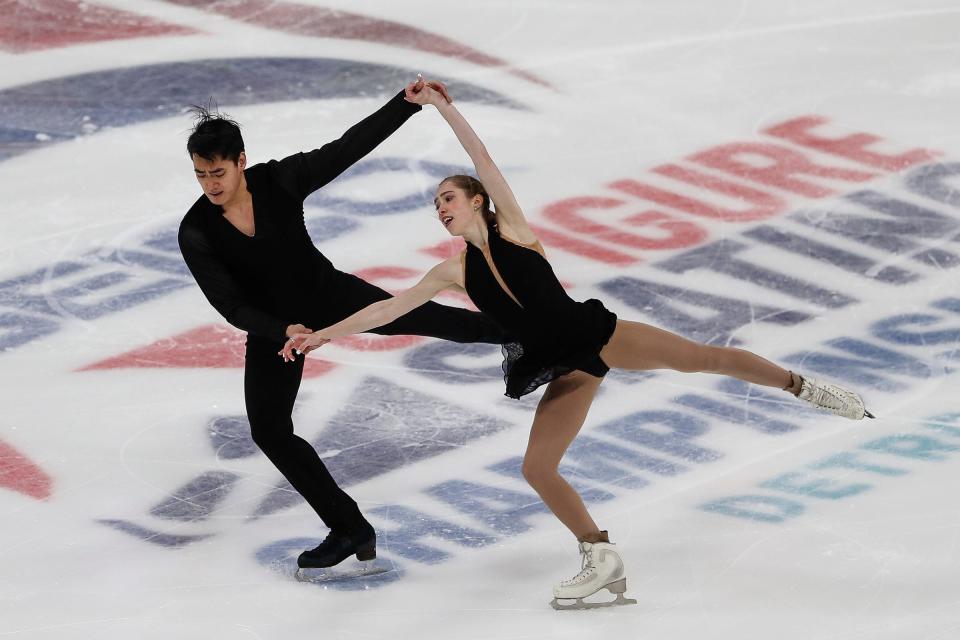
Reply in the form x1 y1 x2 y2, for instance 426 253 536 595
522 371 605 538
599 320 795 389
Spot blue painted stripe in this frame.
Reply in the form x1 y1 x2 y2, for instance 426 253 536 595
0 57 526 162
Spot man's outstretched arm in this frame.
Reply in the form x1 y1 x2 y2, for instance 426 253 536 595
270 84 432 201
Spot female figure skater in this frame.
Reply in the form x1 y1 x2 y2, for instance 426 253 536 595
281 82 873 608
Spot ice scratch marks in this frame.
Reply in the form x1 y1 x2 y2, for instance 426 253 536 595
253 376 512 517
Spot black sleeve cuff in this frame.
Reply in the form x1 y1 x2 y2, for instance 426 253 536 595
391 89 423 115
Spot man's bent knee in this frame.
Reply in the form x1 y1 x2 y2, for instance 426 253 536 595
249 419 292 454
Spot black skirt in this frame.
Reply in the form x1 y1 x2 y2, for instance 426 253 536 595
500 298 618 399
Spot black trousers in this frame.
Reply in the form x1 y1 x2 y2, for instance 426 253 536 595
245 270 503 534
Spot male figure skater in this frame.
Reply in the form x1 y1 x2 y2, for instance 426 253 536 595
178 78 502 574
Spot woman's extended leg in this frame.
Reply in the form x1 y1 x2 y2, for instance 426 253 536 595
598 320 872 419
522 370 605 538
599 320 794 389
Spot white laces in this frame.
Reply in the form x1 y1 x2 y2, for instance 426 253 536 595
560 543 596 586
818 387 846 409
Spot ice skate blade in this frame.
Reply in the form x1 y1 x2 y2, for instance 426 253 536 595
295 559 389 583
550 579 637 610
550 592 637 610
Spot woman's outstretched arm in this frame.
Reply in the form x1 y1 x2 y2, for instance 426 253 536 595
405 83 536 244
279 255 463 361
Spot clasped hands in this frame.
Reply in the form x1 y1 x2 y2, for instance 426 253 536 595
278 324 329 363
404 74 452 106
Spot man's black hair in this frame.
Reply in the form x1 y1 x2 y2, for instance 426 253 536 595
186 102 245 163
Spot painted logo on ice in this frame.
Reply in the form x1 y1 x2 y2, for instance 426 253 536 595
4 0 960 591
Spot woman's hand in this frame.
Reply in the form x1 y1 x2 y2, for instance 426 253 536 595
277 324 327 362
404 74 452 106
296 331 330 357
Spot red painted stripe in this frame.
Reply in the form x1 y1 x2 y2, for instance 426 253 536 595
342 266 427 351
0 0 196 53
653 163 790 217
543 195 708 251
686 144 876 198
79 324 334 378
609 176 779 223
353 266 421 285
763 116 940 171
421 237 467 260
0 440 52 500
161 0 550 87
529 224 638 266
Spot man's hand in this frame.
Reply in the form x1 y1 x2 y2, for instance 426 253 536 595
404 74 452 106
278 324 313 362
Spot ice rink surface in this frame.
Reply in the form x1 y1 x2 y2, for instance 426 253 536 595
2 1 960 638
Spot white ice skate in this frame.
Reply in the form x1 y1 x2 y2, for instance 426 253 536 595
550 541 637 610
797 375 875 420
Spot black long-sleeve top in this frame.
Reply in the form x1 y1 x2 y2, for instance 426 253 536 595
178 91 421 344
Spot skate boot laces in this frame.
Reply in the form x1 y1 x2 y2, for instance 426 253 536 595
560 542 597 587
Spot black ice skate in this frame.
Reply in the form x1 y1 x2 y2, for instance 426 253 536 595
295 528 387 582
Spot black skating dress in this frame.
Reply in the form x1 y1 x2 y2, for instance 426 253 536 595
462 222 618 399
